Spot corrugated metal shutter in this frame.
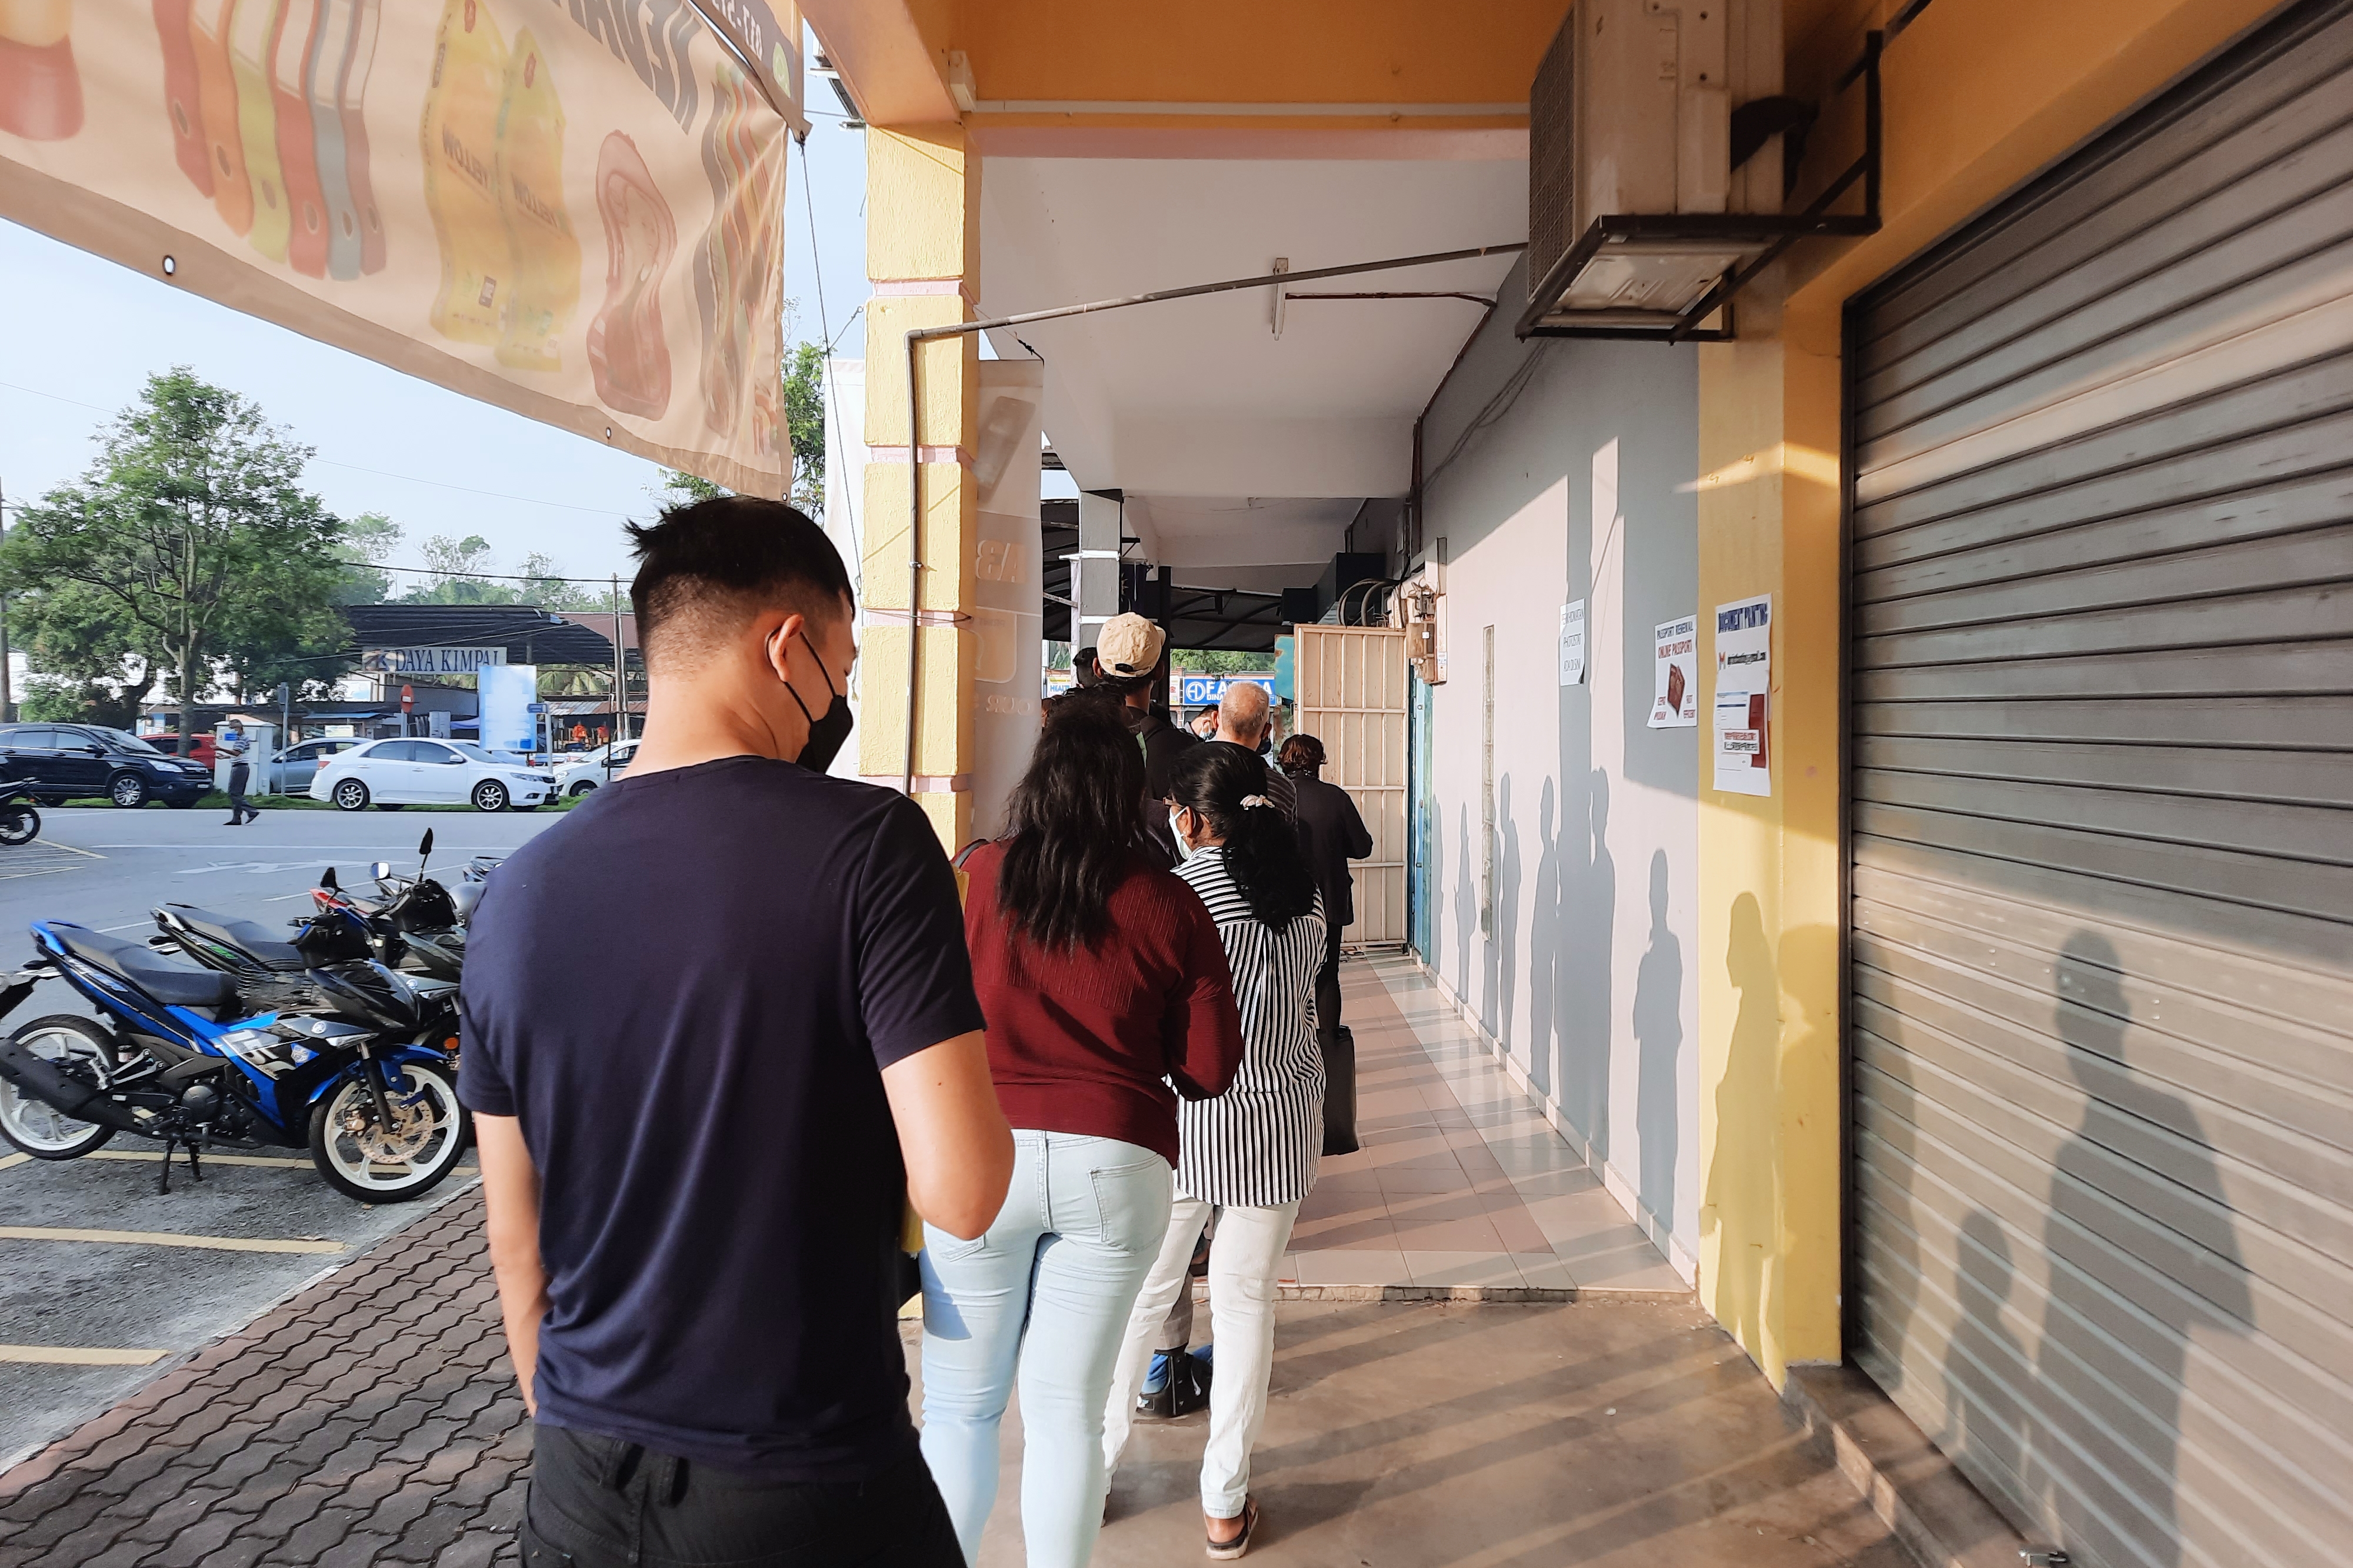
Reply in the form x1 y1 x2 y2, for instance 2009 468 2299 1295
1845 5 2353 1566
1294 624 1409 945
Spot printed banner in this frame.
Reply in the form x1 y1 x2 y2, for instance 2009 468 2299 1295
361 644 506 674
1712 593 1771 796
1648 614 1697 728
966 359 1045 839
0 0 802 496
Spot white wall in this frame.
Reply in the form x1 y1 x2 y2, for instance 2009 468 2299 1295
1418 258 1702 1277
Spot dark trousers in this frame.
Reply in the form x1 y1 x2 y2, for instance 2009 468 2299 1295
226 762 254 822
1315 923 1344 1040
521 1423 964 1568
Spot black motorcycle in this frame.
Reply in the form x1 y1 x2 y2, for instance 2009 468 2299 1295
0 779 40 848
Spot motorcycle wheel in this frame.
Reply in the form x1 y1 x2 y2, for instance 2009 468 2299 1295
0 1016 120 1159
308 1059 469 1202
0 804 38 846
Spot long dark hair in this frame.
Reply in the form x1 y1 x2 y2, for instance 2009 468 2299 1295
1166 743 1317 932
995 696 1146 949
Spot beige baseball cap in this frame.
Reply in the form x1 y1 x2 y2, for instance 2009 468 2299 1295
1095 613 1165 678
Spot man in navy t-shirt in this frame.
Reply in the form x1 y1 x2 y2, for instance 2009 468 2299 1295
459 496 1012 1566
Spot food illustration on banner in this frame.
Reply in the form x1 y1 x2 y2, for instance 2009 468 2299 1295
493 31 579 370
424 0 510 344
588 131 676 418
694 58 784 456
0 0 83 142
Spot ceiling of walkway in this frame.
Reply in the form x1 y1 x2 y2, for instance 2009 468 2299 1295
978 154 1525 595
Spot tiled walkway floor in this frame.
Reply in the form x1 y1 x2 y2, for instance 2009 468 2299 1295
1281 956 1689 1297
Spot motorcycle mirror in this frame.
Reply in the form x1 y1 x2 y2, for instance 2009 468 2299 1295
321 866 339 890
371 860 392 881
418 829 434 859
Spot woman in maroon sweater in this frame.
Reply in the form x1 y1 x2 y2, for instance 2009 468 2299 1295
919 696 1244 1567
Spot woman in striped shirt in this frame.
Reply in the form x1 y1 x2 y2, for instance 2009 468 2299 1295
1102 742 1326 1559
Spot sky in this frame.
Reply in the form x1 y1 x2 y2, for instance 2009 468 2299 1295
0 48 874 593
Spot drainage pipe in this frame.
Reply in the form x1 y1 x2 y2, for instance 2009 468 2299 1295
897 240 1527 796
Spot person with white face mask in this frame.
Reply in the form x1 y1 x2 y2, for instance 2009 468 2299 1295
1105 742 1327 1559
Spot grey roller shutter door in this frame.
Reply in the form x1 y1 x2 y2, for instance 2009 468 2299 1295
1845 5 2353 1567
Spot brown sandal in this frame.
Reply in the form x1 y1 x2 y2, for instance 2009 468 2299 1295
1206 1497 1259 1560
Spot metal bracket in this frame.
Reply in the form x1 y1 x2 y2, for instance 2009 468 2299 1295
1516 30 1884 342
2020 1552 2072 1567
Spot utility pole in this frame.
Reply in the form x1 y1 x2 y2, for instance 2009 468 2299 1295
611 575 629 744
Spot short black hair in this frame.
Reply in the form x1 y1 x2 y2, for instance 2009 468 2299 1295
625 496 852 672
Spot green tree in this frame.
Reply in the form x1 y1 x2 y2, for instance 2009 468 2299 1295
656 468 727 508
332 511 402 605
0 370 344 753
784 340 825 513
2 578 168 727
1176 648 1280 674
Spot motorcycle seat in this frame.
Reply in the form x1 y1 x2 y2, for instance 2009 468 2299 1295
51 924 239 1009
161 905 306 972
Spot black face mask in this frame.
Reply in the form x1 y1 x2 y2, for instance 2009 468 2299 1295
781 628 853 773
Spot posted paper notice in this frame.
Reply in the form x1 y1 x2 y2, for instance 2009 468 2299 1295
1713 595 1772 796
1559 601 1587 686
1649 616 1698 727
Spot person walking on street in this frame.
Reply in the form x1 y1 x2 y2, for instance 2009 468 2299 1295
1104 743 1327 1559
923 699 1244 1567
1209 683 1294 823
459 496 1014 1568
219 719 256 825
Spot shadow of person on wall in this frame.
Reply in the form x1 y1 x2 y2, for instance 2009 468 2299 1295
1455 805 1477 1005
1704 892 1777 1357
1497 773 1521 1070
1562 769 1616 1158
1632 849 1682 1235
1527 778 1561 1101
1947 1209 2032 1523
2032 930 2249 1568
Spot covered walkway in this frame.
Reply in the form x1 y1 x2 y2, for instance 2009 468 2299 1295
0 961 1904 1567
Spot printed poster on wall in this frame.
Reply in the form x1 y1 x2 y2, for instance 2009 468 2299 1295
1648 614 1697 727
0 0 804 496
1558 600 1586 686
1712 593 1772 796
965 359 1045 839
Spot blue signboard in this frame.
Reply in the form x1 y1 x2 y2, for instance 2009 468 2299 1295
1178 674 1278 708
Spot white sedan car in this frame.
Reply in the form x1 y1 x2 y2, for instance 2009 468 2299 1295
311 738 556 813
552 738 639 798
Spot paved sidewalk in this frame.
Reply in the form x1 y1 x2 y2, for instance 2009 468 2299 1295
0 1191 1908 1568
1283 958 1688 1295
0 1199 525 1568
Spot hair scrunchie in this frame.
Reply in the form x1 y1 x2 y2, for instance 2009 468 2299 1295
1240 794 1271 810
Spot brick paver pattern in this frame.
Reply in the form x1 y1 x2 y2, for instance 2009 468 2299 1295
0 1194 525 1568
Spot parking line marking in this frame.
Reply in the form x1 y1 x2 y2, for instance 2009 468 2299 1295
85 1151 314 1169
0 1153 26 1173
0 1345 169 1366
0 1226 345 1254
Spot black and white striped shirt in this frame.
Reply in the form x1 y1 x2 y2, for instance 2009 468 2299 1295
1171 849 1327 1209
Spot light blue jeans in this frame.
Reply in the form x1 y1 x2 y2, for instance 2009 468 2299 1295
919 1130 1175 1568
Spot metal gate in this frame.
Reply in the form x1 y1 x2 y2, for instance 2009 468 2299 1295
1845 4 2353 1566
1294 624 1408 946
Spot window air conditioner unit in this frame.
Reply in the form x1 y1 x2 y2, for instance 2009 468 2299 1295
1518 0 1884 341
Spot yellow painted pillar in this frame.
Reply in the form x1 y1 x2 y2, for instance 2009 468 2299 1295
861 124 981 850
1692 285 1845 1388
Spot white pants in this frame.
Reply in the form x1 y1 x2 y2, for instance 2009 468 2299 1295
1102 1196 1299 1518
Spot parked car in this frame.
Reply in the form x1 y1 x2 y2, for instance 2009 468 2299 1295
0 723 214 808
551 738 638 798
311 738 556 813
143 732 219 768
266 737 361 794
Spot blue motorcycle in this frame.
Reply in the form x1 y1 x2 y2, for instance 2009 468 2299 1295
0 921 468 1202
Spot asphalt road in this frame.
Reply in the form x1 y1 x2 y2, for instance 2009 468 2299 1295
0 803 565 1467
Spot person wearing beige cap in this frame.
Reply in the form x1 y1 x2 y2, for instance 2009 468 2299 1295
1088 613 1198 866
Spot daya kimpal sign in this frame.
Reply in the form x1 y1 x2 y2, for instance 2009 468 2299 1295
363 645 507 675
0 0 803 496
